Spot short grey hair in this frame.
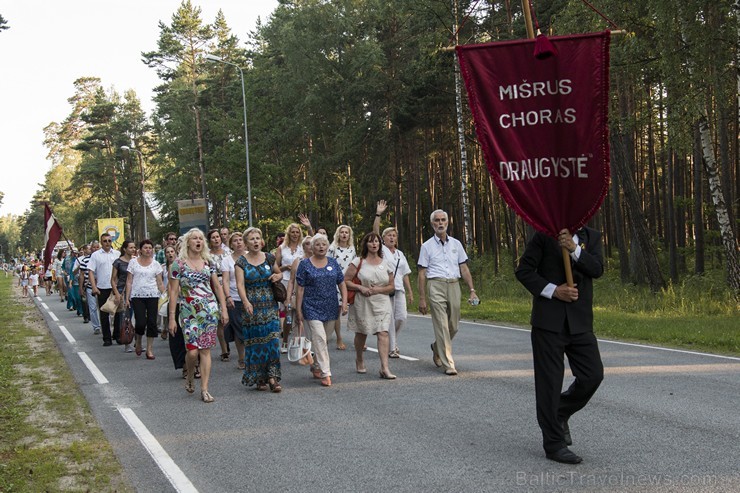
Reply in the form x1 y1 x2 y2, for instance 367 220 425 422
311 233 329 248
429 209 448 223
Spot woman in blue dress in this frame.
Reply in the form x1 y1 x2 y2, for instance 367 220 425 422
235 227 284 393
296 234 348 387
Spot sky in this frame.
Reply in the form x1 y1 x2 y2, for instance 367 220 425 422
0 0 279 217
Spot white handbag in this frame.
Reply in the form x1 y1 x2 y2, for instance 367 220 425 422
287 322 313 365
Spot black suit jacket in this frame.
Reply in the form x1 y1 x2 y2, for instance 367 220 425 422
515 228 604 334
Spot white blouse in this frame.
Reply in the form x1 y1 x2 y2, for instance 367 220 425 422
128 257 162 298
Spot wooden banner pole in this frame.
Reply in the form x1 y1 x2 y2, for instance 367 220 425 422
521 0 536 39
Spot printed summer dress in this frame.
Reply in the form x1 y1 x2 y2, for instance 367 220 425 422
236 253 281 386
170 260 219 350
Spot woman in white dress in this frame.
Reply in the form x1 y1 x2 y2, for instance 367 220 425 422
344 232 396 379
327 225 356 350
274 223 304 352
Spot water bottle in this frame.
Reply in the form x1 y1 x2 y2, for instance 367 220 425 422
285 304 293 325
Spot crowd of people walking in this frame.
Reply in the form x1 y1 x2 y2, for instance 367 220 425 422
20 201 481 404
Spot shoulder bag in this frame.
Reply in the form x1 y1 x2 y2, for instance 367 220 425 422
347 258 363 305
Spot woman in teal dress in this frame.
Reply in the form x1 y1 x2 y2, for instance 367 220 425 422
235 227 284 392
168 228 229 403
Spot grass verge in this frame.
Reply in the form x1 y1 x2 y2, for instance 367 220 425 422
423 258 740 356
0 276 132 492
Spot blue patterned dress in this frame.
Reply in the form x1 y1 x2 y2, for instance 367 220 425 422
236 254 281 386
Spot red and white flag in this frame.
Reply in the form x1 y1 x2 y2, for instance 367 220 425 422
43 203 63 270
457 31 611 236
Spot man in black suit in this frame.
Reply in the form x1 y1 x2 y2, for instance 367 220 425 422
515 227 604 464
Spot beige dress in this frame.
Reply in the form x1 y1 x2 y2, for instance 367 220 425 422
347 257 393 335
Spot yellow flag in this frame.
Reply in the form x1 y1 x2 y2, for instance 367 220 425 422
97 218 125 250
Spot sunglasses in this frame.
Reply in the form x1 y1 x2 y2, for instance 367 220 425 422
102 240 112 243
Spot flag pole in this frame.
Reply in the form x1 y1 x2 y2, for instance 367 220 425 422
520 2 575 287
521 0 536 39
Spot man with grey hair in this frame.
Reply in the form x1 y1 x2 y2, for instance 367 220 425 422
418 209 479 375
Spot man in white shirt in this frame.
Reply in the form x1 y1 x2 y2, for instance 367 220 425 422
88 233 121 346
417 209 478 375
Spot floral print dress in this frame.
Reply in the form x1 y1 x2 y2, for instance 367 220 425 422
170 259 219 350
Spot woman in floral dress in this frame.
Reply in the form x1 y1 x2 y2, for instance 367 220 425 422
236 227 284 392
168 228 229 403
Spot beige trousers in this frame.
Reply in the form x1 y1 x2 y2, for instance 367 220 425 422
427 279 461 371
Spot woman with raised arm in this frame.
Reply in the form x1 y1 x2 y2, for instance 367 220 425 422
236 227 284 393
168 228 229 403
344 232 396 379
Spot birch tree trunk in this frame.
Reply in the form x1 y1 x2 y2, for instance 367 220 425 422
698 114 740 293
452 0 473 250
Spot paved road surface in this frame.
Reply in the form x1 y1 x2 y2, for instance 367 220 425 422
33 292 740 492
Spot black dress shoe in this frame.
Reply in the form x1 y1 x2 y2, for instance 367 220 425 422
546 447 582 464
560 419 572 446
103 341 113 347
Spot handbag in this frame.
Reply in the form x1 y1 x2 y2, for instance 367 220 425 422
101 293 122 314
264 252 287 303
347 258 363 305
287 322 313 366
388 257 400 298
271 281 287 303
117 314 135 345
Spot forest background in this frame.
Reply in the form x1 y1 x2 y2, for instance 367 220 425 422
0 1 737 351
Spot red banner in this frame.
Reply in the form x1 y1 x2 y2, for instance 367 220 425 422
44 204 62 270
457 32 611 237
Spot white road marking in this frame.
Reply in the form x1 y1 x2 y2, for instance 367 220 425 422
118 407 199 493
48 311 59 322
77 352 109 384
364 346 420 362
58 325 76 343
41 303 49 309
411 315 740 362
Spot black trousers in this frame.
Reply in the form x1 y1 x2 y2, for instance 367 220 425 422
81 289 90 321
168 304 186 370
97 289 113 343
132 297 158 337
531 325 604 453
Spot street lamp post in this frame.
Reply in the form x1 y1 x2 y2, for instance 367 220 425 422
121 146 148 240
204 53 253 227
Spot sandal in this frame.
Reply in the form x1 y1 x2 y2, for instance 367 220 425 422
182 368 188 379
194 366 201 379
256 383 268 391
268 379 282 393
220 353 230 362
356 360 367 374
237 361 246 370
321 376 332 387
379 370 397 380
185 372 195 394
201 391 214 403
336 342 346 350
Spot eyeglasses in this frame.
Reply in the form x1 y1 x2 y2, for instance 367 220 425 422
102 240 112 243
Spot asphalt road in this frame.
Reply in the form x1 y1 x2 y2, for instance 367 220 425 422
33 291 740 493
